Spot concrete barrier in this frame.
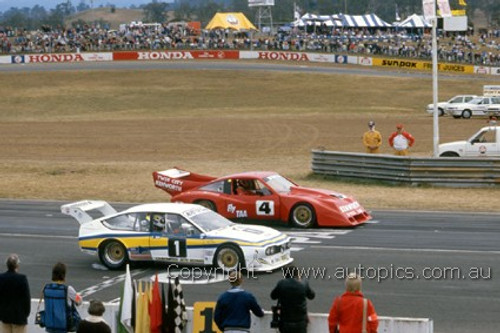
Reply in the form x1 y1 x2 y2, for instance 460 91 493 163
22 299 433 333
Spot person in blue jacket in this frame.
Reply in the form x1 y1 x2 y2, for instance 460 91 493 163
214 271 264 332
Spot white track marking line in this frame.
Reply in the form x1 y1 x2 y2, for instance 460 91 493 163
312 245 500 255
79 269 147 298
0 233 76 239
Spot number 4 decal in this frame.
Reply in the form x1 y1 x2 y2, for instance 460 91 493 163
256 200 275 216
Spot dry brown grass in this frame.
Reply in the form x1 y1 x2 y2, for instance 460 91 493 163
1 64 499 212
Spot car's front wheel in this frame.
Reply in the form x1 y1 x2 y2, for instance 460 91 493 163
462 110 472 119
440 151 460 157
290 203 316 228
195 200 217 212
99 240 128 269
214 244 245 271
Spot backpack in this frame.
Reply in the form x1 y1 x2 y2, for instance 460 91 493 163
43 283 81 332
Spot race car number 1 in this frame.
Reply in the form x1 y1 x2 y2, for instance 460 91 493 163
256 200 274 216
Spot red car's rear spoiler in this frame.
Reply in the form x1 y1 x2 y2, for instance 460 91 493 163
152 167 216 196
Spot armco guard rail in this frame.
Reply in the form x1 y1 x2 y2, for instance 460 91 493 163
25 299 433 333
311 150 500 187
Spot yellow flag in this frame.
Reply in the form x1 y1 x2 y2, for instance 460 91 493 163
459 0 467 6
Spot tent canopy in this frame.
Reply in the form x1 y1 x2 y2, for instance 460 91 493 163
295 13 392 28
205 12 257 31
396 14 431 28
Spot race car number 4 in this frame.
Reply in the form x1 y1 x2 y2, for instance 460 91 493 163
256 200 275 216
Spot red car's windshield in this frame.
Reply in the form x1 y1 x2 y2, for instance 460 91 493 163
263 174 295 193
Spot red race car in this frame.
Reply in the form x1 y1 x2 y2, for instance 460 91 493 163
152 168 371 228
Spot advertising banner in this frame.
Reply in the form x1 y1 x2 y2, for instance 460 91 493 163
358 56 373 66
113 50 239 61
248 0 274 7
22 53 85 63
0 55 12 64
81 53 113 62
373 58 474 73
474 66 490 75
490 67 500 76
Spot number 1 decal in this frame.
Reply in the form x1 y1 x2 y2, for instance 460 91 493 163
256 200 275 216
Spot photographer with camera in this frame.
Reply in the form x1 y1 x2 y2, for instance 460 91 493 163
270 265 315 333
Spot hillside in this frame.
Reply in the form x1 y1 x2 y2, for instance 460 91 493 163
65 7 145 29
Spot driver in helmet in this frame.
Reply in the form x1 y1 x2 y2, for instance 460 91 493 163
152 214 165 232
235 179 253 195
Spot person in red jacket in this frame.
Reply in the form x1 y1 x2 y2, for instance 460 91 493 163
328 273 378 333
388 124 415 156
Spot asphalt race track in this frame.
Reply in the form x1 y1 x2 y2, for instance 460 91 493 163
0 199 498 333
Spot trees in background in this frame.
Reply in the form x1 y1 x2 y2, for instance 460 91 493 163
0 0 497 31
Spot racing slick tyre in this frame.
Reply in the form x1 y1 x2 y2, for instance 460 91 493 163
290 203 316 228
195 200 217 212
440 151 460 157
214 244 245 271
99 240 128 269
462 110 472 119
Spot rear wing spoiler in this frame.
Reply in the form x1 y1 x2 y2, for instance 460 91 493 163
152 167 216 196
61 200 117 225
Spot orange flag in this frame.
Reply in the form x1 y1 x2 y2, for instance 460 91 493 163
149 274 163 333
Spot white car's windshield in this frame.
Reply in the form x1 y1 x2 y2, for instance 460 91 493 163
263 174 295 193
188 210 233 232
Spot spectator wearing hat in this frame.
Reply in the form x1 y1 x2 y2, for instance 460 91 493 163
0 254 31 333
388 124 415 156
362 121 382 154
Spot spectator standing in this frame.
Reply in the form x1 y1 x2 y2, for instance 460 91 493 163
388 124 415 156
362 120 382 153
76 300 111 333
328 273 378 333
0 254 31 333
43 262 82 333
214 270 264 332
270 265 315 333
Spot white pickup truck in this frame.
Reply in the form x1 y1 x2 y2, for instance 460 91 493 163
439 126 499 157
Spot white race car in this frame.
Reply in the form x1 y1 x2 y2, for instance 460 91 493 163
61 200 293 271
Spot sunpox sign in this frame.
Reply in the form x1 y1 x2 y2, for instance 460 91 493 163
373 58 423 69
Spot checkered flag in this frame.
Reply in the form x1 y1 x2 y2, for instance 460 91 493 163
164 277 187 333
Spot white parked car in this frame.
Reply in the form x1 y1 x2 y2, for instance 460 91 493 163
426 95 477 116
61 200 293 271
439 126 500 157
445 96 500 119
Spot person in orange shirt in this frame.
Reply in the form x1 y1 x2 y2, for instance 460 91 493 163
388 124 415 156
328 273 378 333
362 120 382 153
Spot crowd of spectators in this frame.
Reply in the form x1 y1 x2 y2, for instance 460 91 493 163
0 22 499 66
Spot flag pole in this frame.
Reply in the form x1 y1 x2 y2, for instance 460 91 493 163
432 14 439 157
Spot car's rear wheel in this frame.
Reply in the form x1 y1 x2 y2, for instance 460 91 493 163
214 244 245 271
290 203 316 228
440 151 459 157
195 200 217 212
462 110 472 119
99 240 128 269
438 108 444 117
